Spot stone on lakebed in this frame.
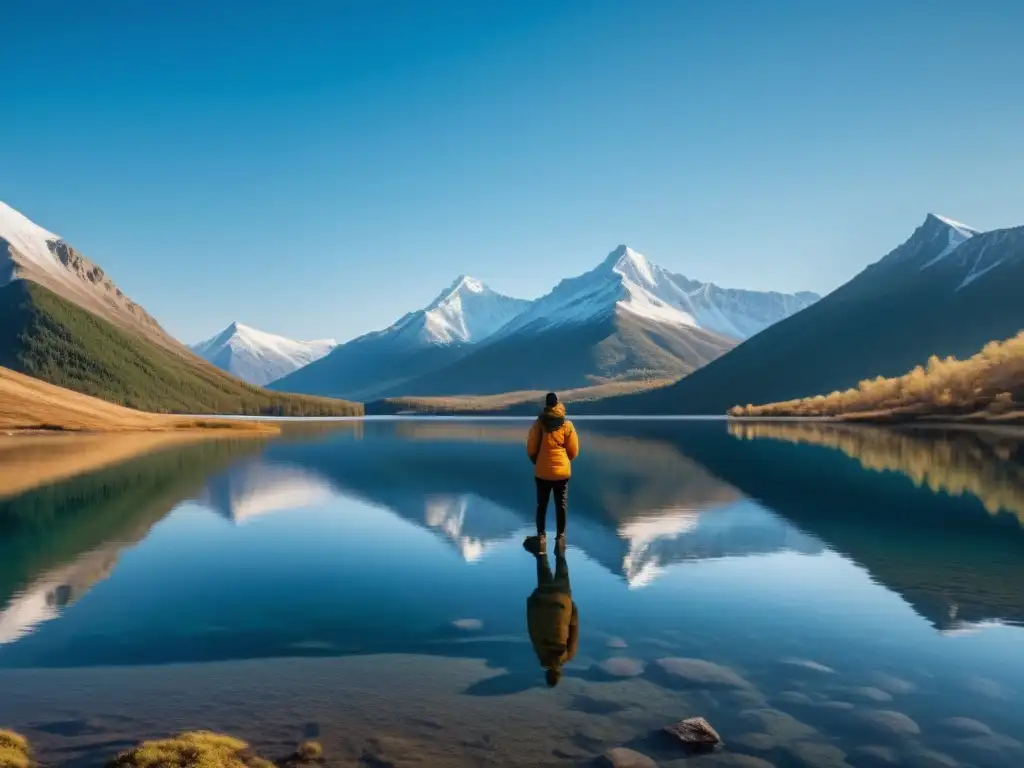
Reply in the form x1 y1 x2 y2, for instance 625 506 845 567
664 716 722 748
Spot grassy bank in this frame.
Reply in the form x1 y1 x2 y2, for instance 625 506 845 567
729 330 1024 423
369 378 677 415
0 729 322 768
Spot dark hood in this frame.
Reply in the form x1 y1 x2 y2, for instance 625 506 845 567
539 402 567 432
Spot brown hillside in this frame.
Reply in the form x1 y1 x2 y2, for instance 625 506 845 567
0 365 275 434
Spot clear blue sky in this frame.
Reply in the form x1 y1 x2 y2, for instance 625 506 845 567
4 0 1022 343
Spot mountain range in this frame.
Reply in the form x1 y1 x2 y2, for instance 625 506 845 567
4 198 1020 417
589 214 1024 414
269 245 818 401
0 201 360 416
269 276 533 400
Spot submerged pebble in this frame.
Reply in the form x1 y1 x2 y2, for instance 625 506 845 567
597 657 645 678
850 745 900 765
654 657 753 689
849 686 893 702
781 658 836 674
868 672 916 695
939 716 992 737
734 732 776 751
776 690 814 706
602 747 656 768
854 709 921 737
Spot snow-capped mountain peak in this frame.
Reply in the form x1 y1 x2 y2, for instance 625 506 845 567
0 200 64 286
1 200 175 345
191 322 337 386
389 275 531 345
928 213 978 240
603 244 658 286
225 321 336 354
920 213 979 269
496 245 818 341
447 274 486 294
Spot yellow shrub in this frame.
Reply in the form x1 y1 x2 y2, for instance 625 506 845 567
0 731 30 768
731 330 1024 419
109 731 275 768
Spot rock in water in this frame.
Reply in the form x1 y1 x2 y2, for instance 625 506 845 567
939 717 993 737
603 747 657 768
665 717 722 747
597 657 645 678
655 657 753 689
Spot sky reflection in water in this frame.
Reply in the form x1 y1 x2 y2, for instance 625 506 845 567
1 419 1023 767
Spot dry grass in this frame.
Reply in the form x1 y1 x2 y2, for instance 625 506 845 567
109 731 275 768
1 730 325 768
0 366 277 434
380 378 677 414
729 420 1024 526
0 730 30 768
293 742 322 763
730 330 1024 422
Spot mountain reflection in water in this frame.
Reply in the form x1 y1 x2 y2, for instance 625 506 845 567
0 439 268 644
2 418 1023 655
2 418 1024 768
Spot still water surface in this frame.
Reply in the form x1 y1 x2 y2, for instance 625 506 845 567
1 419 1023 767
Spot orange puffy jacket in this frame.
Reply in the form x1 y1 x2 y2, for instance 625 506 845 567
526 403 580 481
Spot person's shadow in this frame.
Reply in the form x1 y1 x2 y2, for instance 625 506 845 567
463 547 579 696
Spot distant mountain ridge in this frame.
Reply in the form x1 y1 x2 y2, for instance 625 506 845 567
274 245 817 400
382 245 818 398
269 275 531 399
589 213 1024 415
191 322 336 386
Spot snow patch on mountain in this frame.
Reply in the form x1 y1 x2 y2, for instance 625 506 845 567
227 323 336 361
0 200 176 346
0 200 66 287
497 245 817 341
922 213 979 269
191 322 337 386
931 213 978 241
386 275 531 345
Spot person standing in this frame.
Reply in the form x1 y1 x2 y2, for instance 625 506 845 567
525 392 580 553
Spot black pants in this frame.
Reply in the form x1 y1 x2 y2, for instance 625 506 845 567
536 478 568 537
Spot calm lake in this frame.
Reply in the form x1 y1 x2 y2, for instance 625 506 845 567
1 418 1023 768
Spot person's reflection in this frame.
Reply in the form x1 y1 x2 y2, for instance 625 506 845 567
527 549 578 687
